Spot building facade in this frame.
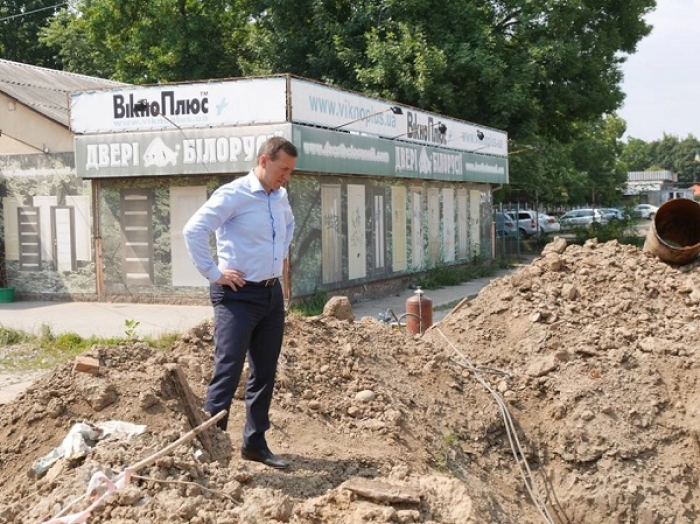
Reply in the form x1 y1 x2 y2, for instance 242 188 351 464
2 70 508 303
625 170 694 206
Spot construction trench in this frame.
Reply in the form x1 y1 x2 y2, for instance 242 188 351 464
2 200 700 523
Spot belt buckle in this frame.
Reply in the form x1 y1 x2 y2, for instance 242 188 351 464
264 278 276 287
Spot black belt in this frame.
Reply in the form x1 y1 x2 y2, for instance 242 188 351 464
245 278 279 287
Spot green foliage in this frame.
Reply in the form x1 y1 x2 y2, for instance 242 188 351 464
0 326 29 346
53 332 87 351
416 264 466 289
41 0 249 83
124 319 140 341
288 290 330 317
238 0 654 143
434 431 467 473
416 253 512 290
504 115 629 208
0 325 179 371
143 332 180 351
621 133 700 184
0 0 62 67
567 216 645 247
35 0 656 135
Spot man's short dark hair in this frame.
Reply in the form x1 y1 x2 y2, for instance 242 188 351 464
258 136 298 161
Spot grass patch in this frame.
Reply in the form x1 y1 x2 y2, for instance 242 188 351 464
416 253 516 290
0 322 183 372
564 217 646 247
288 290 330 317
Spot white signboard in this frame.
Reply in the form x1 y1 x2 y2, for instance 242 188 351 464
290 78 508 156
70 78 288 134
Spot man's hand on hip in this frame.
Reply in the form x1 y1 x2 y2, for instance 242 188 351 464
216 269 246 290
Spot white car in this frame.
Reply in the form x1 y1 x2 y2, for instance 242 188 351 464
538 213 561 234
506 210 539 237
633 204 658 219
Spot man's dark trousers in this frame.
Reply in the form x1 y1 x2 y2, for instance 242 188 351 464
205 281 284 451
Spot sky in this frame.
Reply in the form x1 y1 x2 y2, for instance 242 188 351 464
618 1 700 142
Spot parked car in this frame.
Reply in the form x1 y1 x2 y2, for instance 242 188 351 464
632 203 658 220
506 210 539 237
559 208 607 229
495 212 517 237
600 208 624 221
538 213 561 234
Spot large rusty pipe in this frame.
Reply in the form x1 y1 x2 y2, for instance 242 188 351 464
643 198 700 265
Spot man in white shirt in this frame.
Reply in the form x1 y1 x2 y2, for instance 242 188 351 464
183 136 297 469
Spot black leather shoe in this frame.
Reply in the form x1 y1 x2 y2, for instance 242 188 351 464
241 447 290 469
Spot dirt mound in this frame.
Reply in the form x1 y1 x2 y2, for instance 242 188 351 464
428 237 700 523
1 238 700 523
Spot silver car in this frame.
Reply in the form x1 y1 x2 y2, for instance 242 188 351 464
559 208 607 229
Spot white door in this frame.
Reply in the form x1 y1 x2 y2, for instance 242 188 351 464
347 184 367 280
170 186 208 286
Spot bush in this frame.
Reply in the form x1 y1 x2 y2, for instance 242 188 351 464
568 217 644 246
416 253 514 290
288 290 330 316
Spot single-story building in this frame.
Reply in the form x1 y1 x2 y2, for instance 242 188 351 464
1 62 509 303
624 170 694 205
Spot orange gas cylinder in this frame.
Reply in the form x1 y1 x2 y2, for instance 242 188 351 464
405 287 433 335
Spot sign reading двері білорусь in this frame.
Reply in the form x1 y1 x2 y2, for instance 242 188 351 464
293 125 508 183
75 122 507 183
74 125 290 178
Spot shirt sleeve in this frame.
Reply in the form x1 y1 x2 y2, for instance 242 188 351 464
283 195 295 256
182 188 234 283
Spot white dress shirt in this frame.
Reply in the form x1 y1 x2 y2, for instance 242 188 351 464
183 171 295 283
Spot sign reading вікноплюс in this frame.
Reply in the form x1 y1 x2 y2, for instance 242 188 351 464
71 76 508 157
69 77 288 134
289 78 508 157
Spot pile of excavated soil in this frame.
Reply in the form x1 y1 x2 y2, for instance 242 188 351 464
1 238 700 523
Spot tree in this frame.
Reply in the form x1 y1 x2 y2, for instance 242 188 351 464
0 0 63 67
41 0 249 83
648 133 700 184
33 0 657 201
620 133 700 187
619 137 654 172
40 0 655 141
240 0 655 142
568 116 628 205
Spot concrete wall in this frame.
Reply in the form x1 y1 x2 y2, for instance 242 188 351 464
0 93 73 155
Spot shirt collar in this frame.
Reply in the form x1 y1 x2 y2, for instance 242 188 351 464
247 169 277 195
247 170 267 194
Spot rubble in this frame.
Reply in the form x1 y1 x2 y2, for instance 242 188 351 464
1 239 700 523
